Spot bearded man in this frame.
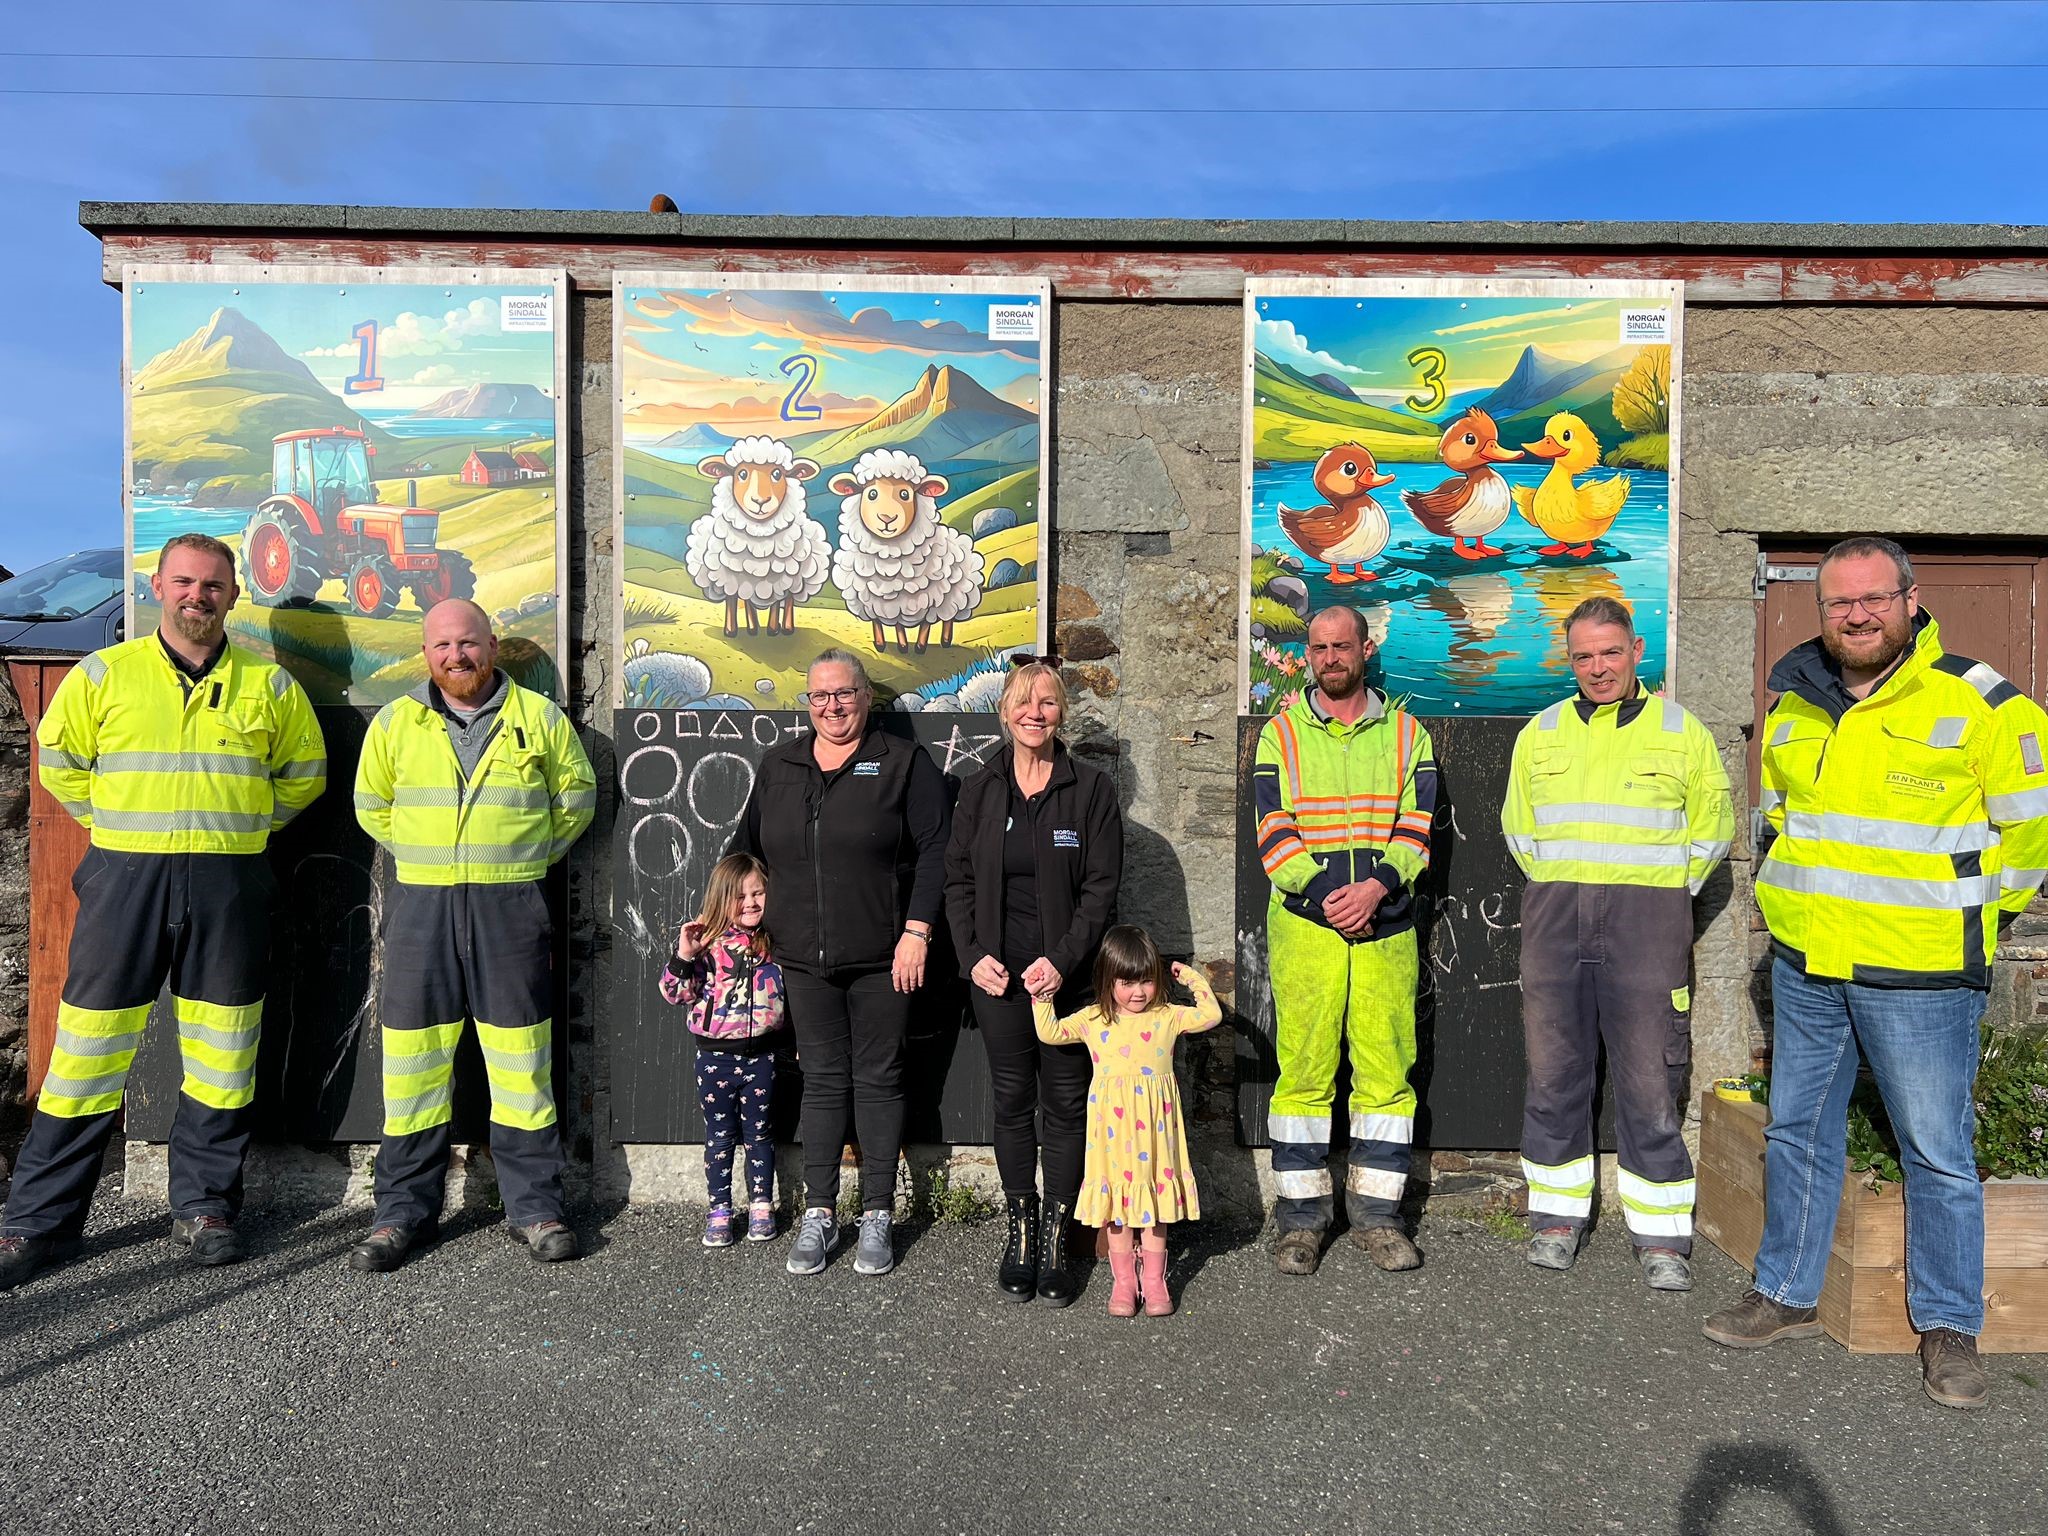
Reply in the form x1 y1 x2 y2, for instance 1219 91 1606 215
1703 538 2048 1413
1 534 325 1289
347 599 595 1272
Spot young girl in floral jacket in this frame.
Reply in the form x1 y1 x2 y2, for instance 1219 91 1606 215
661 853 787 1247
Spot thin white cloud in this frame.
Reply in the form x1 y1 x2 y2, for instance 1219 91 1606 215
1433 305 1587 338
1256 318 1374 379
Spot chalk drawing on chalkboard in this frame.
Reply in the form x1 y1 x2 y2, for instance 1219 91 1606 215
936 725 1003 776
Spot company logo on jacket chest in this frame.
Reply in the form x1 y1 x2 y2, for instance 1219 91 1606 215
1886 770 1947 800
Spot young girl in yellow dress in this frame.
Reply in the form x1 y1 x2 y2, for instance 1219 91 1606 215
1033 924 1221 1317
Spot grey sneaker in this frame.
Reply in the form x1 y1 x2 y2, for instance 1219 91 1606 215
1638 1247 1694 1292
786 1207 838 1276
854 1210 895 1276
1527 1226 1578 1272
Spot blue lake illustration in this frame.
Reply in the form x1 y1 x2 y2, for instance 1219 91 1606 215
1251 459 1672 717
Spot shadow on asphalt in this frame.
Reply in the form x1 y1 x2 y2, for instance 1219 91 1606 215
0 1202 519 1394
1677 1441 1851 1536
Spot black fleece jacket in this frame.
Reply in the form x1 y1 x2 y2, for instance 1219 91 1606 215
943 742 1123 988
730 726 951 975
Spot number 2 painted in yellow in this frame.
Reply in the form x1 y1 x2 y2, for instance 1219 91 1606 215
1405 346 1448 414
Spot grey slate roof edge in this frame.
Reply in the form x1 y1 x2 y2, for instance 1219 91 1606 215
78 202 2048 253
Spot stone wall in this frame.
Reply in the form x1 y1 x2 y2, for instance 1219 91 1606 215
0 670 29 1172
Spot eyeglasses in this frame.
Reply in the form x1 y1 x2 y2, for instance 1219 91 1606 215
804 688 864 707
1008 652 1063 670
1818 588 1909 621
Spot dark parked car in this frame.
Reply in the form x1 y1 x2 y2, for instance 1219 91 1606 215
0 548 126 656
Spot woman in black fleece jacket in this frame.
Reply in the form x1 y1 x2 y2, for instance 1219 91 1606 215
729 650 951 1279
944 658 1122 1305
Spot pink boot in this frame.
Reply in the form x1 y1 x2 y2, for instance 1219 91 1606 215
1139 1247 1174 1317
1107 1249 1139 1317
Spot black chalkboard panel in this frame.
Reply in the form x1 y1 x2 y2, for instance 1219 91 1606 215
1234 712 1612 1152
609 708 1006 1144
125 706 546 1144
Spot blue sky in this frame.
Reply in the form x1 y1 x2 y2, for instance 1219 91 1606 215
4 0 2046 574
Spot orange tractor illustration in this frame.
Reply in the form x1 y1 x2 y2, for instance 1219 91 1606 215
240 427 475 617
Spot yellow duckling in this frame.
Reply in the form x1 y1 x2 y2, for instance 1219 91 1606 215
1510 411 1631 558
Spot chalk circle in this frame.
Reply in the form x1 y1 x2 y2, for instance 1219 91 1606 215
750 714 782 747
687 752 754 832
620 744 682 808
631 711 663 742
628 813 692 881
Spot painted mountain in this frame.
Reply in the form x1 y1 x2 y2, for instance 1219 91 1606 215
404 381 553 419
1473 344 1640 449
130 307 391 502
656 423 737 455
802 364 1037 469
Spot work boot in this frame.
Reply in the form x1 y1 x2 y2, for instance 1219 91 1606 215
1638 1247 1694 1292
1920 1328 1989 1410
0 1233 81 1291
1354 1225 1423 1272
347 1222 436 1274
508 1219 579 1263
169 1215 246 1267
1036 1199 1078 1309
1272 1228 1323 1276
1527 1226 1579 1272
1702 1288 1823 1349
998 1193 1038 1302
1106 1248 1140 1317
854 1210 895 1276
1139 1246 1174 1317
787 1207 837 1275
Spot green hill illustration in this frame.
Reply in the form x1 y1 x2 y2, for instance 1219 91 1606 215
131 306 395 504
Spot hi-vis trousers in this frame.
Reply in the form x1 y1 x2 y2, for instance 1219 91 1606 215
3 849 271 1238
372 880 565 1230
1267 907 1420 1233
1519 881 1696 1253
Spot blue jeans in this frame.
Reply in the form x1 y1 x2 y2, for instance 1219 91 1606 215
1756 955 1984 1335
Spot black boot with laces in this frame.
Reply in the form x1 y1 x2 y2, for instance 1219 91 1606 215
999 1193 1038 1301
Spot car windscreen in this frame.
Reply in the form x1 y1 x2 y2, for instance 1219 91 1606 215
0 548 125 619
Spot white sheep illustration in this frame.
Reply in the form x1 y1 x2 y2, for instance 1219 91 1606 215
829 448 986 653
685 435 832 636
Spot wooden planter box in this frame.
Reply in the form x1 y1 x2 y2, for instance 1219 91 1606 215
1696 1092 2048 1354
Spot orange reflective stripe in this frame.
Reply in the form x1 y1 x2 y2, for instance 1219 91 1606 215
1293 793 1398 809
1261 837 1309 873
1274 714 1303 805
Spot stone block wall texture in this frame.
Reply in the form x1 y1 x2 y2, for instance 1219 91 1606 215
0 671 29 1172
11 284 2048 1209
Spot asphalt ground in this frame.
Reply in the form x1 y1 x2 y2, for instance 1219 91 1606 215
2 1189 2044 1536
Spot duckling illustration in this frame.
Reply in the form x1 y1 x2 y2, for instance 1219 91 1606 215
1511 411 1631 558
1278 442 1397 584
1401 407 1522 560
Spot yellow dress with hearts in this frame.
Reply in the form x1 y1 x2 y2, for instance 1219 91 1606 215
1033 973 1221 1229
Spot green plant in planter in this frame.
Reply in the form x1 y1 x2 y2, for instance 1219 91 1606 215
1845 1022 2048 1190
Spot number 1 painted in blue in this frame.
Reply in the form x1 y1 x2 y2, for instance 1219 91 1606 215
344 320 384 395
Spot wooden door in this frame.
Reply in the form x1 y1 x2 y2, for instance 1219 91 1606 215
9 659 91 1101
1751 549 2046 797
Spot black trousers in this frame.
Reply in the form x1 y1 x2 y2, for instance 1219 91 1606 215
784 966 909 1212
971 986 1090 1205
3 849 272 1239
371 881 565 1230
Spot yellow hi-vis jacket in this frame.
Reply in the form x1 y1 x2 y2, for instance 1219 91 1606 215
1758 612 2048 988
1502 687 1733 894
355 676 596 886
36 635 326 853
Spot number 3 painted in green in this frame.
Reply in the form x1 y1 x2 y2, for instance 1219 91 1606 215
1405 346 1448 414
